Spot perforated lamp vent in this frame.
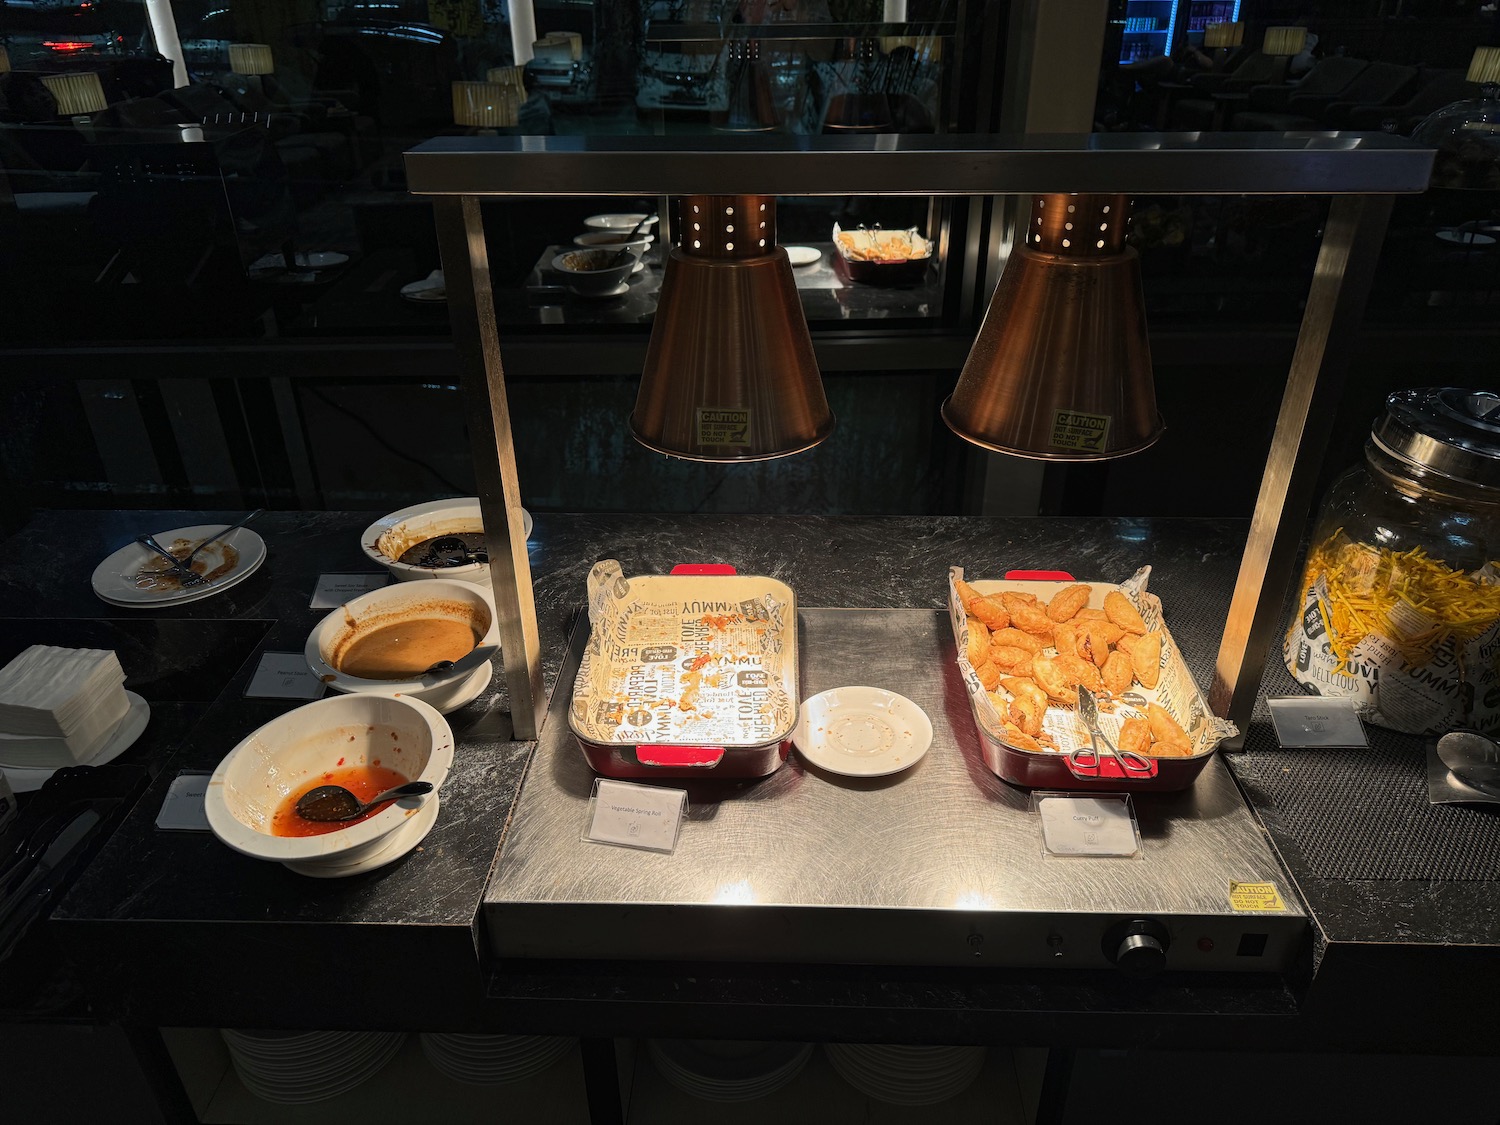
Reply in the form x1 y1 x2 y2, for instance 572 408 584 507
631 195 834 461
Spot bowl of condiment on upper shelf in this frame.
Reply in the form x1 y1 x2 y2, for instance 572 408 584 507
361 497 531 584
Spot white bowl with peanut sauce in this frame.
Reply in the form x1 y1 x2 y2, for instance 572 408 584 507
305 579 499 714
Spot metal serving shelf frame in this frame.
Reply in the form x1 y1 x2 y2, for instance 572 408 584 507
403 132 1434 741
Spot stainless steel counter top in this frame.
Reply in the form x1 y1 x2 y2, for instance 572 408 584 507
485 607 1305 972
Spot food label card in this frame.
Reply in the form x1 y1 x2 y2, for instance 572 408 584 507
584 779 686 854
246 652 327 700
311 573 390 609
156 772 212 832
1267 697 1368 748
1034 793 1142 858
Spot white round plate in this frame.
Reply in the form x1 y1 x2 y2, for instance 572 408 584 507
282 795 439 878
784 245 821 266
569 281 630 299
584 212 658 231
91 525 266 607
324 660 492 716
793 687 932 777
0 692 150 793
1436 229 1496 246
250 250 350 272
400 270 446 302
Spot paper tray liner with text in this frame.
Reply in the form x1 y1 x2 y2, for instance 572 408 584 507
949 566 1237 791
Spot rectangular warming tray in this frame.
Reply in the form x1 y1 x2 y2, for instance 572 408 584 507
568 561 798 779
949 567 1237 793
484 608 1307 972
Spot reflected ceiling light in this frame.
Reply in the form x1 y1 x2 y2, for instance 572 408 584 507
1467 45 1500 86
228 42 274 76
1261 26 1306 84
40 71 107 116
1202 21 1244 49
485 65 525 90
1261 26 1307 57
452 80 519 129
632 195 834 461
943 193 1163 461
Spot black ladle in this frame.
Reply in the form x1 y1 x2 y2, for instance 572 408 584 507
295 780 433 823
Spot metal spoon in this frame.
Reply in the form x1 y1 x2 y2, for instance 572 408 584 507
179 509 263 572
423 644 498 681
294 780 433 823
608 214 657 269
1436 730 1500 797
135 535 208 587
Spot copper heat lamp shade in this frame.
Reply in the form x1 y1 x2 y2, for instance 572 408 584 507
632 195 834 461
943 193 1163 461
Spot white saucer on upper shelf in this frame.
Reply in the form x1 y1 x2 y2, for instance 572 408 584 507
0 691 150 792
793 686 932 777
400 270 447 302
584 213 659 232
569 280 631 299
784 245 822 266
249 250 349 273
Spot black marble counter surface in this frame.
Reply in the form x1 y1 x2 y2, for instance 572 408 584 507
0 511 1495 1053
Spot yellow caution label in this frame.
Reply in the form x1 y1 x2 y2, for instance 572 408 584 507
1050 410 1111 453
1229 881 1286 912
697 407 752 447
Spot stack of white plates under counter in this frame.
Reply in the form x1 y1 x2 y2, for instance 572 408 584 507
419 1032 574 1084
824 1042 987 1105
648 1039 815 1101
221 1028 406 1104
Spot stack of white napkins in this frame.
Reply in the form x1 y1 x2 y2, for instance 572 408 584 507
0 646 130 768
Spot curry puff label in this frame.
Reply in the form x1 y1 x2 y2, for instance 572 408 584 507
1228 881 1287 912
1050 410 1111 454
697 407 752 447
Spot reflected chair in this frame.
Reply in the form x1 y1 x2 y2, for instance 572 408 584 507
1234 61 1419 131
1333 67 1473 133
1232 55 1367 120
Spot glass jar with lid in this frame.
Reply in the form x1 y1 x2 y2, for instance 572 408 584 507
1285 388 1500 735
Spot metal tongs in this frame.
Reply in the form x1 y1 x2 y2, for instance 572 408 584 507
1069 686 1154 776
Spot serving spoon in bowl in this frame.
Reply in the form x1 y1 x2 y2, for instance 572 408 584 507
295 780 434 823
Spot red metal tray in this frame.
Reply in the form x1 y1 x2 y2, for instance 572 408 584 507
569 562 798 780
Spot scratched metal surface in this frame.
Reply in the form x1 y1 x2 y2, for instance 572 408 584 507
484 608 1304 966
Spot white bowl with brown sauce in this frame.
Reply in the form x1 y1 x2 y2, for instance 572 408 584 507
204 692 453 872
361 497 532 585
305 579 500 714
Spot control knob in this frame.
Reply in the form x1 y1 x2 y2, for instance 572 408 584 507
1101 918 1170 976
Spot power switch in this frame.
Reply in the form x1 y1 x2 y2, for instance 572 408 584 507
1236 932 1268 957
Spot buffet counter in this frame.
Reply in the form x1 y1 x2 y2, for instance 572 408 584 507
0 510 1496 1098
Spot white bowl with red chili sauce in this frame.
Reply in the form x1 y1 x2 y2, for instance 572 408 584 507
204 693 453 873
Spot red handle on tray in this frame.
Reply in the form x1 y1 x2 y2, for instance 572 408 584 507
1005 570 1076 581
1063 753 1159 781
635 745 726 768
670 564 738 575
